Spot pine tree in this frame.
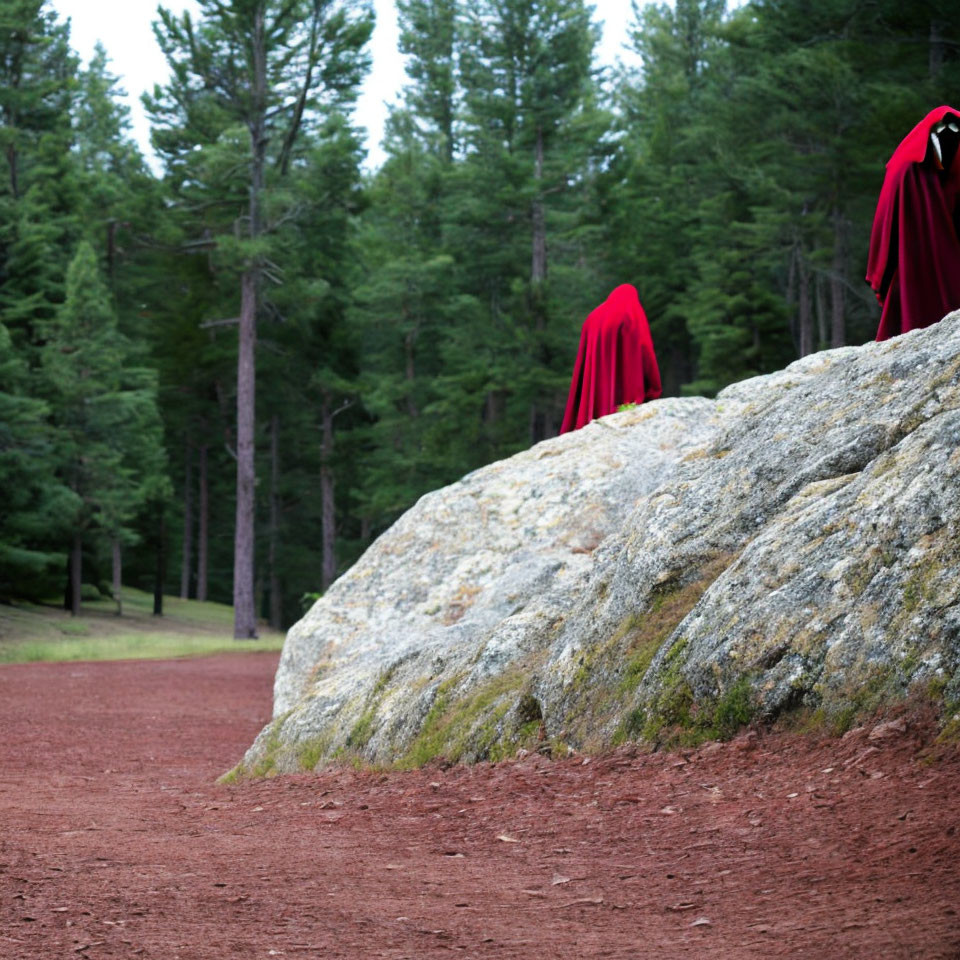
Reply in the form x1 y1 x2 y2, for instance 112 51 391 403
147 0 373 637
41 242 165 615
0 321 77 601
598 0 727 394
0 0 80 350
454 0 602 442
74 44 159 293
259 114 369 613
397 0 459 160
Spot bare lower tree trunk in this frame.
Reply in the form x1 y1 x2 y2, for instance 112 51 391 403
69 532 82 617
484 389 505 426
153 503 166 617
404 329 419 419
268 414 282 630
112 538 122 617
830 209 846 348
798 253 814 357
233 7 266 640
180 441 193 599
106 219 117 286
233 269 259 638
529 124 549 444
197 444 209 602
320 393 337 592
531 125 547 303
815 275 828 349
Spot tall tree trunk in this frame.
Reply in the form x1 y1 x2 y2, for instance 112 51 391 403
830 209 846 348
529 124 549 444
233 8 266 640
484 389 505 426
7 146 17 200
153 503 166 617
112 537 122 617
798 253 814 357
320 393 337 592
180 441 194 599
69 532 82 617
197 444 209 603
268 414 282 630
106 219 117 286
233 270 259 637
63 555 72 612
531 125 547 305
404 329 419 418
815 275 828 349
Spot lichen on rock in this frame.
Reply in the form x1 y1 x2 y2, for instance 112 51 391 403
239 312 960 775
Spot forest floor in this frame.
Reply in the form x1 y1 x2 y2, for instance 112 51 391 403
1 652 959 960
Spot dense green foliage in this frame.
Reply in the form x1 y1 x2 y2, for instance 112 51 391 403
1 0 958 624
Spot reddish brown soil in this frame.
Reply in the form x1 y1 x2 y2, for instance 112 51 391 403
1 654 959 959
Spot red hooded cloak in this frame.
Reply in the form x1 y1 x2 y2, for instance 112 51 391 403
867 105 960 341
559 284 662 434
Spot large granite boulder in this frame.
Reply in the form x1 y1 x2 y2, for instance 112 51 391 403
238 312 960 775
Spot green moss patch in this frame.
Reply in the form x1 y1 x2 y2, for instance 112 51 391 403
937 702 960 744
563 553 737 748
222 709 294 781
400 659 546 768
639 672 757 748
902 556 943 613
343 662 404 752
297 733 335 771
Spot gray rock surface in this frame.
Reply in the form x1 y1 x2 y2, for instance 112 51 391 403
239 313 960 775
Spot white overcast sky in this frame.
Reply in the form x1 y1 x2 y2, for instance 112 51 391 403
50 0 642 172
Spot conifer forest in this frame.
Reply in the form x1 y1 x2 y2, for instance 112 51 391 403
1 0 958 635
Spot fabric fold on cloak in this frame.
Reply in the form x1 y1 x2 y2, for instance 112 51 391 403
559 284 662 435
866 105 960 341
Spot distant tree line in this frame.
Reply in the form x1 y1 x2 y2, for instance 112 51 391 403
0 0 957 631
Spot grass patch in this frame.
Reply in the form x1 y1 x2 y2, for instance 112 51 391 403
297 734 335 771
0 587 283 663
401 675 461 768
217 763 244 785
346 709 377 750
937 703 960 744
251 724 283 778
777 664 909 737
640 647 757 747
237 709 295 780
612 707 647 746
823 665 899 735
345 663 403 752
713 677 755 739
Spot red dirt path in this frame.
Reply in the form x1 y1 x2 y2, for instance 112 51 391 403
1 654 959 959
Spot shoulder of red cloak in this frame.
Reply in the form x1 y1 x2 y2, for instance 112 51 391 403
866 105 960 295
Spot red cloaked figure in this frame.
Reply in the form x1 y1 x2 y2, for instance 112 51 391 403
559 284 662 434
867 105 960 341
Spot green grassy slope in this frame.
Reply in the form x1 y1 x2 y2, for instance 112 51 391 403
0 588 284 663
